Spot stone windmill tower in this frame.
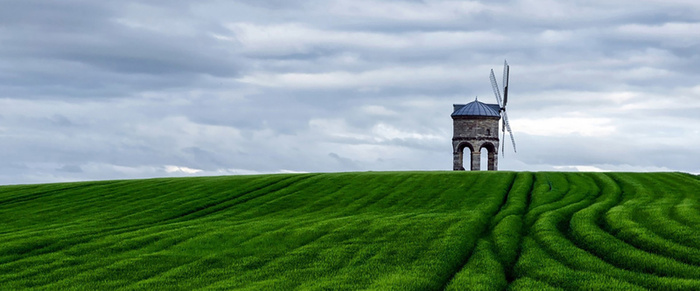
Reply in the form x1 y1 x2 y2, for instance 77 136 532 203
451 99 501 170
452 61 516 171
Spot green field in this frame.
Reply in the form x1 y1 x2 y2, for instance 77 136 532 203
1 172 699 290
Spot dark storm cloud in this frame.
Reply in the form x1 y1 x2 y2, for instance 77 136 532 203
1 0 699 184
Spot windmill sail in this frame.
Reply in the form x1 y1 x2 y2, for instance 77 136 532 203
503 61 509 107
491 60 516 156
489 69 503 107
502 120 506 155
502 111 517 153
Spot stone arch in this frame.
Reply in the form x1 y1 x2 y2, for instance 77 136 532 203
453 140 499 171
480 142 498 171
458 141 474 154
480 142 496 153
453 141 474 171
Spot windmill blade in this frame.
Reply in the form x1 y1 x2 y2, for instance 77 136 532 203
503 61 509 107
489 69 503 107
502 60 508 93
502 111 517 153
501 119 506 156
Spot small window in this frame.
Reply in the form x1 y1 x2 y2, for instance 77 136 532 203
487 129 491 136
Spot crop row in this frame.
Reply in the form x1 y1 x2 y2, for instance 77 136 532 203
512 173 700 290
0 172 515 289
0 172 698 289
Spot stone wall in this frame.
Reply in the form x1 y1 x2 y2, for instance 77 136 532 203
452 116 500 171
452 117 500 140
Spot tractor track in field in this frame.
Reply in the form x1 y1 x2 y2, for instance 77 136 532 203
438 172 520 290
1 172 699 290
0 182 120 207
535 173 700 290
602 174 700 266
159 174 316 223
502 172 534 284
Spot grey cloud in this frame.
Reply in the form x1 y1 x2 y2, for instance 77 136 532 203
57 165 83 173
49 114 74 127
328 152 360 170
0 0 699 184
1 1 244 100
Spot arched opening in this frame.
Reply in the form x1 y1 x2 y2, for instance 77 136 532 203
480 147 488 171
454 142 474 171
454 141 498 171
480 142 497 171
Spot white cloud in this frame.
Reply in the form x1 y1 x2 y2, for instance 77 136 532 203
538 29 575 44
553 165 609 172
371 123 441 142
515 117 616 137
308 118 442 144
361 105 397 116
165 165 203 174
309 118 369 142
277 169 309 174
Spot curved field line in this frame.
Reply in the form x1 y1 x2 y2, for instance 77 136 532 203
0 175 307 269
0 218 223 288
522 173 574 230
21 210 340 288
565 173 700 285
514 237 646 290
509 276 566 290
633 173 700 239
493 172 534 279
124 216 343 289
0 176 309 287
525 173 600 269
439 175 515 290
179 225 341 290
519 173 700 290
670 198 700 228
160 174 316 223
657 173 700 229
603 173 700 265
444 238 506 290
0 182 120 207
442 172 524 290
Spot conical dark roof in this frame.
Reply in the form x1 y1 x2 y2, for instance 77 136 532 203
452 100 501 117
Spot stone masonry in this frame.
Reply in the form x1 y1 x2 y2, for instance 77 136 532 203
451 107 500 171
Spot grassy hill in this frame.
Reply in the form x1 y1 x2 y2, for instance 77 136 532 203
0 171 699 290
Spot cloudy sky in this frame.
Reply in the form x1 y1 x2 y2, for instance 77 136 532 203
1 0 699 184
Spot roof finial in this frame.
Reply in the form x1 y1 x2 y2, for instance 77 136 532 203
475 96 478 101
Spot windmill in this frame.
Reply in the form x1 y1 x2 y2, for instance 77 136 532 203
489 60 517 156
450 60 516 171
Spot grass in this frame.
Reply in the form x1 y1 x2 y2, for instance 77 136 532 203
0 171 698 290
